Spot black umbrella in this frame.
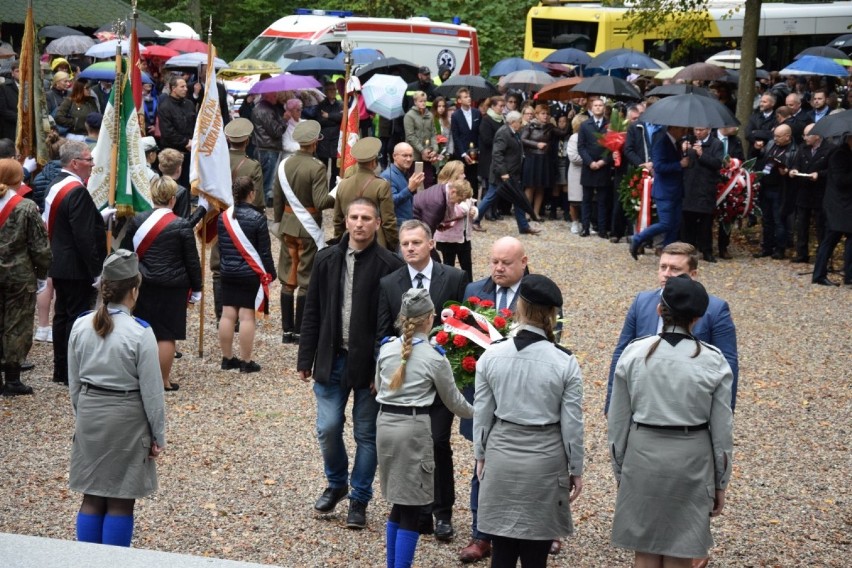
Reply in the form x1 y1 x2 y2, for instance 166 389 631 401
639 94 739 128
435 75 498 101
810 109 852 139
284 44 335 60
96 20 160 39
286 57 345 76
543 48 591 66
568 75 642 100
796 46 848 60
828 33 852 51
356 57 420 84
647 84 712 98
38 25 85 39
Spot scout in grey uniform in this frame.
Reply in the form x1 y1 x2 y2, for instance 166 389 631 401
473 274 584 568
68 250 166 547
608 274 733 565
375 288 472 568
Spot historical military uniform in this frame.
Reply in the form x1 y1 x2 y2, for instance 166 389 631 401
0 189 51 395
271 120 334 343
230 148 265 211
332 137 399 251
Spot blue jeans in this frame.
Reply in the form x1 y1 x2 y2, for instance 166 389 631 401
477 181 530 232
634 198 682 247
256 148 281 200
313 354 380 503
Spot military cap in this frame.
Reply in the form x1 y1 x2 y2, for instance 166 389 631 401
518 274 563 308
224 117 254 143
293 120 323 144
102 249 139 281
351 137 382 163
400 288 434 318
661 274 709 319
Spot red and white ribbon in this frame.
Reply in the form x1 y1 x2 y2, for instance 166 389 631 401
132 208 177 259
635 169 653 234
222 207 272 313
441 309 503 350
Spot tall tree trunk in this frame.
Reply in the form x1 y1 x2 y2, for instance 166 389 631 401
737 0 762 143
189 0 202 37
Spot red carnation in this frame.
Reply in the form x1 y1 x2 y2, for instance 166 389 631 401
500 308 513 317
467 296 481 305
493 316 507 329
457 307 470 319
480 299 494 309
450 305 462 317
435 331 449 345
453 335 468 348
462 356 477 373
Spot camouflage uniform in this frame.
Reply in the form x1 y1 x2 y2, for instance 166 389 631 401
0 191 52 394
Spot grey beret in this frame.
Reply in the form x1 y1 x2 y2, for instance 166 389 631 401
102 249 139 281
400 288 434 318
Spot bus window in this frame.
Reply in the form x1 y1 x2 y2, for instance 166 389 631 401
235 37 308 67
530 18 596 51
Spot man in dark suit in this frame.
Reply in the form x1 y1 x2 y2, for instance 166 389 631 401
0 62 20 141
682 126 724 262
607 241 739 415
457 236 527 564
376 219 467 541
450 87 481 196
577 98 614 237
630 125 690 259
714 126 745 259
745 92 777 159
788 123 833 264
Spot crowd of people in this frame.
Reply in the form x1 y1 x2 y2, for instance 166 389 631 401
2 36 851 567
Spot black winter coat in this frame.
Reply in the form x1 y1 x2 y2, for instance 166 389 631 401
33 160 63 212
158 95 196 151
216 202 276 280
121 208 203 290
683 137 724 214
47 174 106 281
477 114 502 179
297 233 405 389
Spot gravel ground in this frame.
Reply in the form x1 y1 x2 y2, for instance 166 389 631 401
1 213 850 567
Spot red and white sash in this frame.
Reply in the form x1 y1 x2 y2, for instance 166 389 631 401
222 206 272 312
132 208 179 259
43 175 82 239
0 190 24 230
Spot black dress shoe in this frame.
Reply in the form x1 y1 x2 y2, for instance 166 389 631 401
771 251 786 260
598 231 609 239
718 251 733 260
435 520 454 542
579 229 590 237
703 253 717 263
813 277 839 287
519 226 541 235
346 499 368 529
164 383 180 391
753 251 773 258
314 486 349 513
21 361 34 372
790 256 809 263
629 239 642 260
174 351 183 359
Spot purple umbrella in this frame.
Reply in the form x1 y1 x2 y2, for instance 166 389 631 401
248 74 321 95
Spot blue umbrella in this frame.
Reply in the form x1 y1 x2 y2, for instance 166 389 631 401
596 50 661 71
79 61 154 84
165 52 229 69
779 55 848 77
286 57 345 76
334 48 384 65
543 48 591 66
488 57 546 78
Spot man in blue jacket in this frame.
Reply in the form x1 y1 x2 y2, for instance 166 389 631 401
630 125 690 259
606 241 739 416
380 142 425 227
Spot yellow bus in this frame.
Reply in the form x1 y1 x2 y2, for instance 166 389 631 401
524 0 852 69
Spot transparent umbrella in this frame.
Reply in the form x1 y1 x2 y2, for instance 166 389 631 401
361 74 408 120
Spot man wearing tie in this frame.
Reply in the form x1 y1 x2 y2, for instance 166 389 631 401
450 88 481 197
577 98 614 238
376 219 468 541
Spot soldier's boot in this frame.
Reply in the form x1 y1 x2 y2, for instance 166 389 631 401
281 292 296 344
2 364 34 396
293 295 306 344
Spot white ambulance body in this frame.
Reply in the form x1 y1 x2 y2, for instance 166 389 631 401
233 10 481 77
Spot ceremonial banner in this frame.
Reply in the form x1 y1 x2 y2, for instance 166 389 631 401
129 17 143 110
338 83 360 174
189 44 232 211
15 0 48 166
88 58 152 216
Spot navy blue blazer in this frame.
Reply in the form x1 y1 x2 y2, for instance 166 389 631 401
605 289 739 414
650 132 685 202
577 116 613 187
450 107 481 160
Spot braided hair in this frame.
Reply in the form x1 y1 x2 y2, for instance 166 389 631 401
644 303 702 362
92 275 141 338
516 297 557 343
388 311 433 390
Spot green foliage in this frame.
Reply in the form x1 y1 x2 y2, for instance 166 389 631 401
624 0 713 63
138 0 538 73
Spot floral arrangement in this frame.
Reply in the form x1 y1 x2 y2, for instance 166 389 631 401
618 165 657 227
434 134 450 169
715 157 762 231
597 108 628 167
432 297 513 389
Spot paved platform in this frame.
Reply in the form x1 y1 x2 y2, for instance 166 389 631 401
0 533 283 568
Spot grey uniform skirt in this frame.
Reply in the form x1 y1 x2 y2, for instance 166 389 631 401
69 386 158 499
478 420 574 540
377 410 434 505
611 423 715 558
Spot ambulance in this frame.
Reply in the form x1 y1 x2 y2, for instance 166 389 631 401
233 9 481 77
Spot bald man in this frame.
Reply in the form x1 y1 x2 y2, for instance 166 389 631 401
754 123 797 259
380 142 426 226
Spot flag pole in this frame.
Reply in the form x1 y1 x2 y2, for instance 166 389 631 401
338 41 354 171
197 15 213 359
107 20 125 253
130 0 145 136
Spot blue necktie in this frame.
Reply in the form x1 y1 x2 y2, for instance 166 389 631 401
414 273 425 289
497 287 508 311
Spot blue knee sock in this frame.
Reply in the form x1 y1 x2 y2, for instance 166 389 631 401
385 521 399 568
75 512 104 544
101 514 134 547
394 528 419 568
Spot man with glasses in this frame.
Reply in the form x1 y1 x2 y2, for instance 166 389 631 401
43 141 111 385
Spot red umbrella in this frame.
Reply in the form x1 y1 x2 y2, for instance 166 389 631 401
165 38 208 54
143 45 180 59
